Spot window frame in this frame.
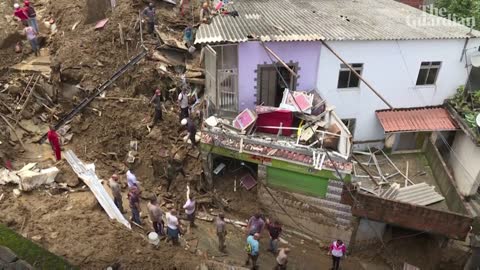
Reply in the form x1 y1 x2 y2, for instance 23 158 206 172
337 63 363 89
416 61 441 86
341 118 356 136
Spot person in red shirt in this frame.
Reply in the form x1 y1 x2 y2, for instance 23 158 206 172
13 3 28 23
47 125 61 161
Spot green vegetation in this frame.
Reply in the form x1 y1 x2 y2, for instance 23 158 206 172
0 224 75 270
449 86 480 141
434 0 480 30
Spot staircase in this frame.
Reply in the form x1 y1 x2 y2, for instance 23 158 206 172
320 180 353 227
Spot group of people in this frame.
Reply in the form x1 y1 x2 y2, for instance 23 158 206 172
108 169 198 245
13 1 40 56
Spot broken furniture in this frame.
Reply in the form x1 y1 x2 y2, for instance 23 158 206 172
255 106 293 136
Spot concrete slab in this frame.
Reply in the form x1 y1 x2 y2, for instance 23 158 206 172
10 50 51 75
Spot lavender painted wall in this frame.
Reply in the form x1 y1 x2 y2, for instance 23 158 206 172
237 41 321 111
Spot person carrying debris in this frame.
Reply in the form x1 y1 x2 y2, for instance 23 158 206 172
24 1 38 33
215 212 227 252
128 186 142 225
266 219 283 254
13 3 28 24
149 89 163 127
246 213 265 236
178 87 189 120
142 3 156 35
328 239 347 270
183 193 196 228
109 174 125 213
166 209 181 245
245 233 260 269
274 247 290 270
47 125 61 161
199 2 211 23
147 197 164 236
181 118 198 146
22 20 39 56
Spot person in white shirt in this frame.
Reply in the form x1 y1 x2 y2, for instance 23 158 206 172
22 21 38 56
183 195 196 227
126 169 140 188
166 209 180 245
177 87 189 121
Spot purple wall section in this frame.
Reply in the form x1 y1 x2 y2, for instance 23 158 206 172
237 41 322 111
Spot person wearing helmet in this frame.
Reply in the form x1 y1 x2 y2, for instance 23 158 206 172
200 2 211 23
23 1 38 33
142 3 156 35
13 3 28 23
108 174 125 213
181 118 197 146
149 88 163 127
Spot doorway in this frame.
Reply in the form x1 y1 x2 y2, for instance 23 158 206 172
257 64 297 107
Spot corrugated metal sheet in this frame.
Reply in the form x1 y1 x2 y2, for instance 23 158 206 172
65 150 132 230
196 0 480 44
376 106 458 133
395 182 445 206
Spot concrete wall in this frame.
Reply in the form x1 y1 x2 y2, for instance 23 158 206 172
341 184 472 240
237 41 321 111
316 38 480 144
424 136 469 214
449 131 480 196
353 218 386 247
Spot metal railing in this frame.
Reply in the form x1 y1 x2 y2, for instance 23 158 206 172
217 68 238 113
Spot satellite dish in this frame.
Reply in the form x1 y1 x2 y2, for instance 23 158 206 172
476 113 480 127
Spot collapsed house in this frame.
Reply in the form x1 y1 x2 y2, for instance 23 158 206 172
194 0 479 248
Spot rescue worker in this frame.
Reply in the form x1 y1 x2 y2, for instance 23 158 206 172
149 89 163 127
24 1 38 33
47 125 61 161
147 197 164 236
177 87 189 120
216 213 227 252
13 3 28 24
108 174 125 213
142 3 155 35
199 2 211 23
183 194 196 227
128 186 142 225
181 118 197 146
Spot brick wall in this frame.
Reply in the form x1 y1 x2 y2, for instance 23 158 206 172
341 185 472 240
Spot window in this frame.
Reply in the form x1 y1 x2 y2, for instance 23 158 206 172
416 62 441 85
341 118 356 135
337 63 363 88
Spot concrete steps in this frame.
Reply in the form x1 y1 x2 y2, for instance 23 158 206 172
316 180 353 227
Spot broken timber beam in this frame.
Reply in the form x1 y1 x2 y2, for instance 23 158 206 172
379 149 414 186
0 113 26 150
351 155 380 185
261 42 298 78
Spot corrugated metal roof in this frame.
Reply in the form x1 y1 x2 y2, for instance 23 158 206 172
376 106 458 133
196 0 480 44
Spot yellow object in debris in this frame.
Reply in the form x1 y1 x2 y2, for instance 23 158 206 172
297 120 304 137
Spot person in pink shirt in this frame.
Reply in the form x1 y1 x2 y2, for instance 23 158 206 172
13 3 28 23
328 239 347 270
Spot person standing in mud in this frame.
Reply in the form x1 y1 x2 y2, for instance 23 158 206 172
24 1 39 34
142 3 156 35
109 174 125 213
166 209 180 245
178 87 189 120
183 193 196 228
22 21 39 56
149 89 163 127
328 239 347 270
147 197 164 236
47 125 61 161
216 213 227 253
128 186 142 225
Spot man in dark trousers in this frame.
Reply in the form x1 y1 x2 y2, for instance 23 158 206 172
24 1 38 33
266 219 283 254
149 89 163 127
128 186 142 225
142 3 155 35
181 118 197 146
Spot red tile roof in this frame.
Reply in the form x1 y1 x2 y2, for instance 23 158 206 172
376 106 458 133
